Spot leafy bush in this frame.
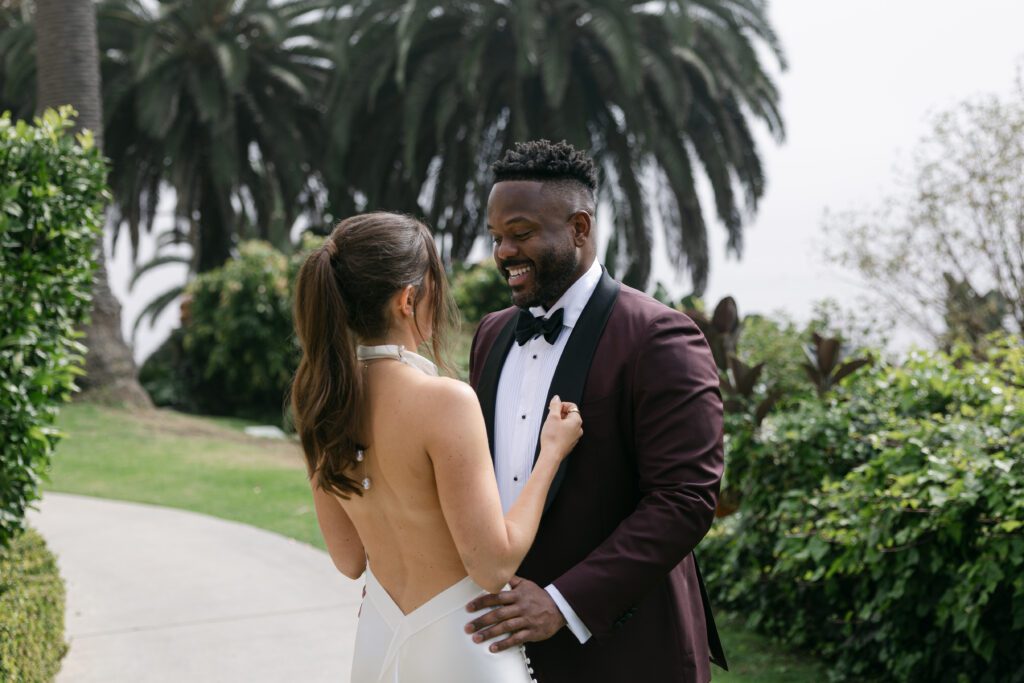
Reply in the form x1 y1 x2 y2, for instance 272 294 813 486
738 313 816 405
704 338 1024 682
450 261 509 323
140 236 321 421
178 240 301 420
138 327 200 413
0 108 105 547
0 528 67 682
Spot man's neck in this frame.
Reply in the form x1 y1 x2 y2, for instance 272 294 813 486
539 258 598 310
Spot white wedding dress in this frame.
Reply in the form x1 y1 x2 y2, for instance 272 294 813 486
349 346 536 683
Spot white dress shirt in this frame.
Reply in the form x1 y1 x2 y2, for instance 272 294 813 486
493 259 603 644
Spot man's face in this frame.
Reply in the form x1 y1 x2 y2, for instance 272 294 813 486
487 181 581 309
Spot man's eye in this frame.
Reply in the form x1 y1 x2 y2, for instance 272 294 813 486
491 236 501 245
515 232 531 240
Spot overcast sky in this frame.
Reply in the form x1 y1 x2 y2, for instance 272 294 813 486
691 0 1024 341
112 0 1024 362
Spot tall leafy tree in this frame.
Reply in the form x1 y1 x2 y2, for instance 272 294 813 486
33 0 150 405
2 1 332 332
327 0 785 292
0 1 34 118
100 0 330 276
825 74 1024 350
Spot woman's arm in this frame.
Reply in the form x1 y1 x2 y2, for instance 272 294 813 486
424 379 578 594
311 482 366 579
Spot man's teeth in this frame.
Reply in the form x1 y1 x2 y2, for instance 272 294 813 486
508 266 532 277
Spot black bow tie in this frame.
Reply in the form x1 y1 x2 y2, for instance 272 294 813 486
515 308 565 346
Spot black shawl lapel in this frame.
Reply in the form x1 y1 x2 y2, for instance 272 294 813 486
536 269 620 513
476 312 518 459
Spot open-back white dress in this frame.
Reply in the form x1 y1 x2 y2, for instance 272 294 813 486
349 345 535 683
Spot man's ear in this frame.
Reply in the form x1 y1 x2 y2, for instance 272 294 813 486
570 210 592 247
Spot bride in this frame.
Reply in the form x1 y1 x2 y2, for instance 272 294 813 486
290 212 583 683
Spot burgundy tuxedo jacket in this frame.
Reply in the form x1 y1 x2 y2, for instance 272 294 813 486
469 271 727 683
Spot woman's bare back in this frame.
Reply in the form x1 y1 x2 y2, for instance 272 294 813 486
313 347 580 615
335 360 470 614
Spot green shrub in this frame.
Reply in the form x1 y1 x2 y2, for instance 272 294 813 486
138 327 201 413
0 108 105 548
177 240 300 421
0 527 67 682
141 235 321 420
704 338 1024 682
738 313 817 405
450 261 509 324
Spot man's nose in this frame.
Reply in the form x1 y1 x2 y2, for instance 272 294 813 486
495 239 518 261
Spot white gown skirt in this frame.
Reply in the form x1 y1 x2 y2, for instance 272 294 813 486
352 568 536 683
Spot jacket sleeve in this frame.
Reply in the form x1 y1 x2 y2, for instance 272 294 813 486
550 311 724 638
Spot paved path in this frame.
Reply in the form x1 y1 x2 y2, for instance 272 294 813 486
28 493 362 683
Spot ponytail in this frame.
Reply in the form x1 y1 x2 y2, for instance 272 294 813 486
289 212 459 498
291 244 366 498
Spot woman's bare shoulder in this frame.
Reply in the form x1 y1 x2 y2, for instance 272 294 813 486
420 375 478 410
413 376 485 438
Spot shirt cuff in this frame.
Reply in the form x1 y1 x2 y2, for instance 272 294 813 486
545 584 592 644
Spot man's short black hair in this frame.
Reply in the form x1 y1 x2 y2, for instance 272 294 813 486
492 139 598 193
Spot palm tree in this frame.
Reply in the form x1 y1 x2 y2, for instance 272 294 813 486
100 0 331 277
3 0 332 333
0 1 34 119
326 0 785 292
34 0 151 406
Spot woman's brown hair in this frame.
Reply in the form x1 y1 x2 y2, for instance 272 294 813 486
290 212 458 498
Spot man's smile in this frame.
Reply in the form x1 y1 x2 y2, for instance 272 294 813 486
505 264 534 287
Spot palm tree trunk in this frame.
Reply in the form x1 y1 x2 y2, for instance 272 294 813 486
197 169 234 273
35 0 151 407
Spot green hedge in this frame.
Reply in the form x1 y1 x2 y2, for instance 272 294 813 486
0 108 105 548
184 240 302 419
142 238 316 421
450 260 509 324
0 527 67 682
704 338 1024 682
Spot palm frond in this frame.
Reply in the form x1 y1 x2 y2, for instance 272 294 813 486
131 284 184 341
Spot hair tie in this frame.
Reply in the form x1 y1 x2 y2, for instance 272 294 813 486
323 238 338 259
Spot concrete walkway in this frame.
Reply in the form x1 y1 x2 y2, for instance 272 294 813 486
27 493 363 683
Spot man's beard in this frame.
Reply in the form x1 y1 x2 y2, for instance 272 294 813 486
515 247 579 310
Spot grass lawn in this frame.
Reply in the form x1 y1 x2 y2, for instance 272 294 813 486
712 616 827 682
47 402 827 682
47 402 322 547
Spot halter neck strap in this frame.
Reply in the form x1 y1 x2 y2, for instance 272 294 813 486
356 344 438 377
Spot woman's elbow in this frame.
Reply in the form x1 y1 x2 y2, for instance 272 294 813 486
332 555 366 580
468 562 516 595
473 575 508 595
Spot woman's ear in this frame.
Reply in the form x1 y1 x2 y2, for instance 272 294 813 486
396 284 417 318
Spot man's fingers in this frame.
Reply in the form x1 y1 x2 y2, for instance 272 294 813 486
465 590 514 614
489 628 532 652
472 616 528 643
465 602 522 634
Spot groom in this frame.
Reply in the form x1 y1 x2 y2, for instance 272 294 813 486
465 140 727 682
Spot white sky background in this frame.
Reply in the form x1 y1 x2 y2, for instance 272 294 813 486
111 0 1024 363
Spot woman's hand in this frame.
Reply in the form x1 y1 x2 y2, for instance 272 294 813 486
539 395 583 461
